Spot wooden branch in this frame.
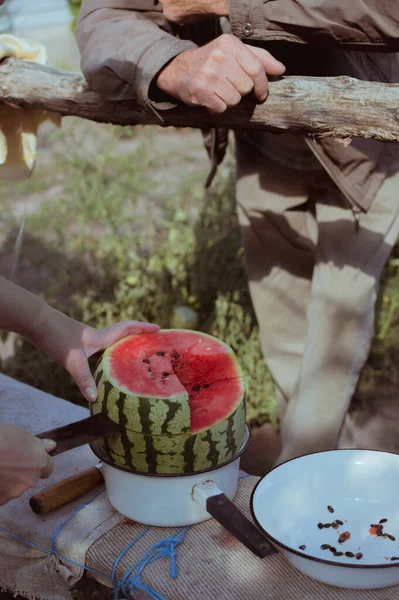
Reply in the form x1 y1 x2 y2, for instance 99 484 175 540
1 57 399 142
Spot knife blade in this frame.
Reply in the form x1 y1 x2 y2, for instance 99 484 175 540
35 413 122 456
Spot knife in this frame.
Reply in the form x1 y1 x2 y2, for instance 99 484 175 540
35 413 122 456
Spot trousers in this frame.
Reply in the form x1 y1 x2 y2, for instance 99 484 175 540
235 137 399 466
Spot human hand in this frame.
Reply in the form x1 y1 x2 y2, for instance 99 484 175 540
157 34 285 113
160 0 228 24
0 423 55 506
29 307 159 402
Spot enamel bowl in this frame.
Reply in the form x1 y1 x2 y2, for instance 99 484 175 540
251 449 399 589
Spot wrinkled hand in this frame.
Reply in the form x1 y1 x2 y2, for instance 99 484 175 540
157 34 285 113
0 423 55 506
30 307 159 402
160 0 227 24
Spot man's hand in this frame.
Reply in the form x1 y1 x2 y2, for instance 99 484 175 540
157 34 285 113
30 308 159 402
160 0 228 25
0 423 55 506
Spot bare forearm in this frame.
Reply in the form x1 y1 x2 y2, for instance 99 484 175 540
0 276 47 340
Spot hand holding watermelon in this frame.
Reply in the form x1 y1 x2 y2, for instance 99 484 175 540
0 276 159 402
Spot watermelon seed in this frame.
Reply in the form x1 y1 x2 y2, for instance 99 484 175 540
317 523 324 529
334 551 344 557
327 506 334 513
299 544 306 550
336 520 344 526
148 368 152 373
388 535 396 541
329 547 337 554
192 385 201 392
380 519 388 523
143 359 151 364
321 544 330 550
171 352 179 359
332 522 338 529
391 557 399 561
345 552 355 558
355 553 363 560
156 351 166 356
162 372 170 378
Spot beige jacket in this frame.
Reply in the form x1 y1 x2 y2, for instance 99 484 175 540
76 0 399 211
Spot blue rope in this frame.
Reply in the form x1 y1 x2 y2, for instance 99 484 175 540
114 526 190 600
50 486 106 551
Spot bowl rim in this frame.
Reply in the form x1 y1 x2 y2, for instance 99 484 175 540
250 448 399 570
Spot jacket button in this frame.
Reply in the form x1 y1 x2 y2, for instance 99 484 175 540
243 22 254 37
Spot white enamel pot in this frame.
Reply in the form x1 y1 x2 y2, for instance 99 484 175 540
251 449 399 589
95 424 273 558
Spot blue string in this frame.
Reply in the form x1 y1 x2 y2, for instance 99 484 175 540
0 525 111 581
50 486 106 551
111 527 150 587
114 526 189 600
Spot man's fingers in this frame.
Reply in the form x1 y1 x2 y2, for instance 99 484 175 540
38 447 55 479
238 45 285 101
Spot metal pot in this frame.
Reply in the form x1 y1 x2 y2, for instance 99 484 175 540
97 427 251 527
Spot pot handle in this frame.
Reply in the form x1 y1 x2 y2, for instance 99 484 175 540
192 481 276 559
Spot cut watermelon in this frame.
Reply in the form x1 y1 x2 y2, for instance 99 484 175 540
91 329 246 475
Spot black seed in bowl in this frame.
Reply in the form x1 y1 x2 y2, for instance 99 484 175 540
321 544 331 550
334 551 344 557
391 557 399 561
323 523 332 528
317 523 324 529
355 553 363 560
335 520 344 526
299 545 306 550
329 547 337 554
379 519 388 524
345 552 355 558
332 522 339 529
377 527 383 537
388 535 396 541
327 506 334 513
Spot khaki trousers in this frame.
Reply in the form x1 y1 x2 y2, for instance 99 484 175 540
235 138 399 466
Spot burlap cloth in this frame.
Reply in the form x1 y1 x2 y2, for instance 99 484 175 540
1 373 399 600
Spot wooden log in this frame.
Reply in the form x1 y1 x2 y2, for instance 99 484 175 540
1 57 399 142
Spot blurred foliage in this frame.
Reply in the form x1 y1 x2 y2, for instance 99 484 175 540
0 121 276 426
1 118 399 432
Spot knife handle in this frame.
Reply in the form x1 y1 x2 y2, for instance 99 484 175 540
29 467 104 515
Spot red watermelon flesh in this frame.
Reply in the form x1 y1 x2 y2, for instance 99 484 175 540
106 330 244 433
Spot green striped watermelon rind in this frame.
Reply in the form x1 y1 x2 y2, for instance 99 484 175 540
91 329 246 474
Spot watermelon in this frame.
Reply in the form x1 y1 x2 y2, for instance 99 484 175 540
91 329 246 475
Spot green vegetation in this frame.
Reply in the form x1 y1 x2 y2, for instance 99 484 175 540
1 118 399 432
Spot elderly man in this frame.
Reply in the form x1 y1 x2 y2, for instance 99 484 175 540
76 0 399 467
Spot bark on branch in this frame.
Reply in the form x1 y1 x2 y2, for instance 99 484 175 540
1 57 399 142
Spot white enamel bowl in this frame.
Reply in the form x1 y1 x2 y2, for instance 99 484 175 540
251 449 399 589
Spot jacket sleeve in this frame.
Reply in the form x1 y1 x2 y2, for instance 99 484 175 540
229 0 399 50
76 0 197 105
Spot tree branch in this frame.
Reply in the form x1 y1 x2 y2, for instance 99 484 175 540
1 57 399 142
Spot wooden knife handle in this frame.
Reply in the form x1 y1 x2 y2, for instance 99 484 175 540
29 467 104 515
